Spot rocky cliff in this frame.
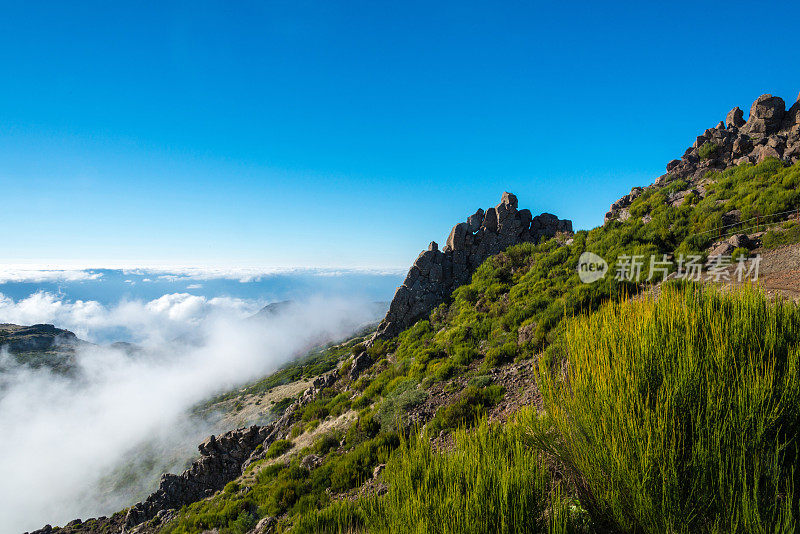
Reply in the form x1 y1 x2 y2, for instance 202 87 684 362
119 371 338 531
606 93 800 222
370 192 572 342
0 323 80 353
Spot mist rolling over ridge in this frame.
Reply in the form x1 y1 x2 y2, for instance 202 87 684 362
0 274 389 534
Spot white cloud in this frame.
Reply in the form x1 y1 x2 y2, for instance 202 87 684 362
0 293 378 533
0 291 260 343
0 269 103 284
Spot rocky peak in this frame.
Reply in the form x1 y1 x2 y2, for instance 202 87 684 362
605 92 800 223
370 193 572 342
0 323 79 353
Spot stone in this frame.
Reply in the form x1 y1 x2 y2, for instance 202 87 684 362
732 135 752 156
253 516 277 534
758 145 782 162
373 463 386 478
709 242 735 257
301 454 324 470
428 241 438 252
721 210 741 227
350 351 373 380
500 191 518 209
743 94 785 135
482 207 499 233
446 222 470 251
369 193 571 342
782 96 800 131
467 209 484 232
727 234 753 249
726 107 745 128
666 159 681 171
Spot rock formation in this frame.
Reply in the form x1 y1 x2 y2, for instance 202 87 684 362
370 192 572 343
123 370 339 529
0 323 80 353
123 425 270 527
606 92 800 223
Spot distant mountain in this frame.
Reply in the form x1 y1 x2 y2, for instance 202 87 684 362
0 323 80 353
249 300 296 320
250 300 389 323
0 323 91 373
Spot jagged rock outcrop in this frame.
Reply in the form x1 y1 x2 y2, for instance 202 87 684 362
124 425 270 527
370 192 572 343
0 323 80 353
605 92 800 223
123 370 339 529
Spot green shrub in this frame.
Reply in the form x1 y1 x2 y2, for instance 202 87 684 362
535 285 800 533
452 345 479 365
731 246 749 260
482 341 518 369
375 387 428 430
699 141 719 160
429 385 505 432
312 433 341 455
227 510 256 534
265 439 293 459
296 416 585 534
762 221 800 249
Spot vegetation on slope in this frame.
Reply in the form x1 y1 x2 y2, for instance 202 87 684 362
304 284 800 533
293 413 587 534
158 159 800 533
536 284 800 533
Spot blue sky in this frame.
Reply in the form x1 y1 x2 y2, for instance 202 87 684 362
1 1 799 269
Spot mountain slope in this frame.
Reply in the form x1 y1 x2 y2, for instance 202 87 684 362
32 92 800 534
0 323 88 374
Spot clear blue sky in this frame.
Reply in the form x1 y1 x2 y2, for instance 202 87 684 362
2 1 799 269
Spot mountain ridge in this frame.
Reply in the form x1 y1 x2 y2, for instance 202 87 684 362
25 91 800 534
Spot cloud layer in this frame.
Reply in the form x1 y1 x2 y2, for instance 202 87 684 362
0 292 377 534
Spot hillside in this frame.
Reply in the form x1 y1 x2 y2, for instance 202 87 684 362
30 93 800 534
0 323 87 374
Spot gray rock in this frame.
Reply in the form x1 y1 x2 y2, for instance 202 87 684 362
446 222 470 251
301 454 324 470
732 135 752 156
709 242 735 257
726 107 745 128
369 193 572 342
727 234 753 249
743 94 786 135
467 209 485 232
758 145 782 162
124 425 271 528
252 516 277 534
349 351 374 380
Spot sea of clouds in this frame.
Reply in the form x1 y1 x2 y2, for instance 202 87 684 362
0 287 382 534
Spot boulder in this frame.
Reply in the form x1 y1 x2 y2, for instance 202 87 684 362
252 516 277 534
758 145 782 162
732 135 752 156
446 222 470 251
727 107 745 128
709 242 735 257
743 94 786 135
349 351 374 380
727 234 753 249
